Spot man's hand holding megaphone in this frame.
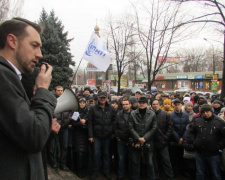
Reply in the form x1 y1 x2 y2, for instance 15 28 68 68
51 118 61 134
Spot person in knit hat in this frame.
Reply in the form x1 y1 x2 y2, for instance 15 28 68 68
212 99 223 115
192 99 208 120
184 102 195 122
183 97 191 104
161 99 174 113
187 103 225 180
193 97 208 114
200 104 213 113
182 97 191 111
111 100 121 114
129 96 138 110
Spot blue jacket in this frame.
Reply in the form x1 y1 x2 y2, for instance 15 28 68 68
170 110 189 142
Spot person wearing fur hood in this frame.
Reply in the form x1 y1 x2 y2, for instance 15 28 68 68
184 102 195 122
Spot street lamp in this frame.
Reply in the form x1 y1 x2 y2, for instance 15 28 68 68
204 38 215 75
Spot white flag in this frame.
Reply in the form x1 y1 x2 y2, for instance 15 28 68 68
82 32 111 72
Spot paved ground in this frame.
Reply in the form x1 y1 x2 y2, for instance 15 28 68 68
47 165 117 180
47 165 80 180
47 164 191 180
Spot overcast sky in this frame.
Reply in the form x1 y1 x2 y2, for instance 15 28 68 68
22 0 133 69
21 0 224 70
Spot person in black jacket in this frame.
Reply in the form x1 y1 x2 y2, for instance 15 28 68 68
151 99 174 180
0 18 57 180
49 86 71 171
111 100 121 113
115 99 132 180
212 99 224 115
70 97 89 177
193 96 207 113
129 97 157 180
188 104 225 180
110 99 121 172
88 91 116 180
129 96 138 110
22 68 61 180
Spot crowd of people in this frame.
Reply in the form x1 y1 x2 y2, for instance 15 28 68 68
1 17 225 180
49 85 225 180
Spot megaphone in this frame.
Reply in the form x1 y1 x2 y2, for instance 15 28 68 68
54 88 78 114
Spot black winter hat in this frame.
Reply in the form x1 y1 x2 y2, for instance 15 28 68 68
199 100 208 106
97 91 107 98
173 99 182 104
111 100 119 105
198 96 206 100
87 96 94 102
213 100 223 106
138 97 148 103
84 87 91 92
135 91 141 94
129 96 138 104
200 104 213 113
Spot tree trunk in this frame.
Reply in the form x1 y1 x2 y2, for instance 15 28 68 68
221 30 225 98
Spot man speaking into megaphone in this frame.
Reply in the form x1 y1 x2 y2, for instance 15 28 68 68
0 18 60 180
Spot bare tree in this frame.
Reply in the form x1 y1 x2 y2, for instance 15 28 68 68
105 14 141 94
212 49 224 71
172 0 225 27
170 0 225 96
133 0 187 91
177 48 209 72
166 64 181 73
0 0 9 21
168 46 224 74
127 42 145 84
0 0 24 22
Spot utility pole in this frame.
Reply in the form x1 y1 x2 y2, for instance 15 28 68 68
204 38 215 75
221 30 225 98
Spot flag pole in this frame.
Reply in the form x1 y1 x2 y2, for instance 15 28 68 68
69 58 83 87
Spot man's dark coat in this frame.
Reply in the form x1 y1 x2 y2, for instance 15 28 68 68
0 56 56 180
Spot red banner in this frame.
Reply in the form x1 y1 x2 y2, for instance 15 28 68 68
156 76 165 79
87 79 96 85
158 57 180 63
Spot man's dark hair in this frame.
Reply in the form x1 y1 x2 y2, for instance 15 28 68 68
54 86 63 91
122 99 131 104
151 99 159 106
0 17 41 49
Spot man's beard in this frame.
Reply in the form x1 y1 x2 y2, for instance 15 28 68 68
16 45 34 73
